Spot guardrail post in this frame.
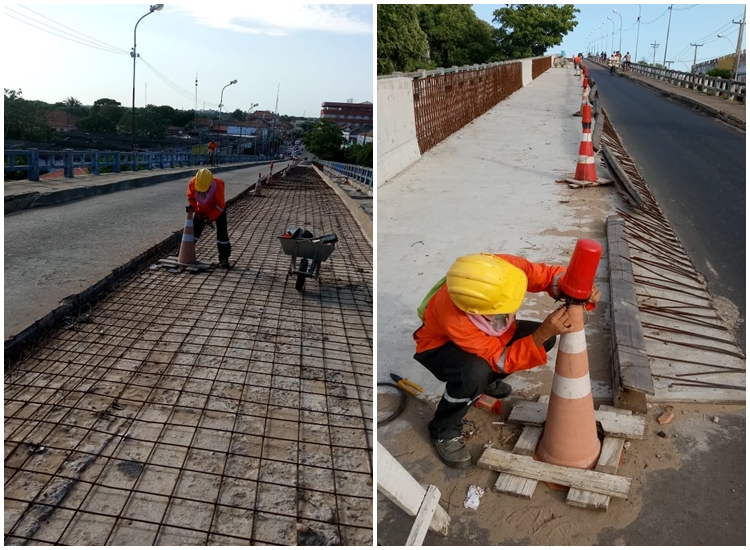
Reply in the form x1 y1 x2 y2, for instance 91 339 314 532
63 149 74 178
114 152 121 173
147 152 152 170
28 149 40 181
92 151 100 175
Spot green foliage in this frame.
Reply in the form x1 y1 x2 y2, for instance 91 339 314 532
377 4 429 74
78 98 124 134
344 142 373 167
707 68 733 79
300 120 346 161
231 108 245 121
492 4 578 60
116 105 168 139
63 96 82 108
4 88 54 141
418 5 496 68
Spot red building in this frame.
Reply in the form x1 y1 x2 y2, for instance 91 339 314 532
320 101 373 127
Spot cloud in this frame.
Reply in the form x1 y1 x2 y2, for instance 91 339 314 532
174 4 372 36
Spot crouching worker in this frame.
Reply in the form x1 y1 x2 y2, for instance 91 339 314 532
187 168 231 269
413 253 600 467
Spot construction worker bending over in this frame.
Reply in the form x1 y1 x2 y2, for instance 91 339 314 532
187 168 231 269
413 253 601 468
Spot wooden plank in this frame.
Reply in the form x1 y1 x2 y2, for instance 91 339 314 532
566 437 626 510
507 401 646 439
477 448 631 499
406 485 441 546
492 396 548 498
377 442 450 536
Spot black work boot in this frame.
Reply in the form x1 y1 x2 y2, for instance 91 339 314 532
484 378 512 399
433 436 472 468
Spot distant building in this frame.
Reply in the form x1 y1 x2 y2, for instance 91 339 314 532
347 124 373 146
692 49 746 81
44 111 81 132
320 100 373 127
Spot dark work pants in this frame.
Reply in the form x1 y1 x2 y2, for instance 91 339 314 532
414 320 556 440
194 210 231 262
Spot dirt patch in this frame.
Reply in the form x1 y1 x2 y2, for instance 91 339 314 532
377 397 743 545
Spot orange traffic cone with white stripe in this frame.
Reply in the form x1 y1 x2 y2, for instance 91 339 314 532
254 172 263 197
177 206 197 265
535 239 603 484
564 88 611 188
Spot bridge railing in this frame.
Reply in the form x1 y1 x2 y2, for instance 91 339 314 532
4 149 270 182
627 63 745 102
319 160 373 188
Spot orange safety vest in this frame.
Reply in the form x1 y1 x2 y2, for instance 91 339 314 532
414 254 566 374
187 177 226 222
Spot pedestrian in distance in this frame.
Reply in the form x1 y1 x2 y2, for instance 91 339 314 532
412 253 601 467
207 140 218 167
624 52 632 70
187 168 231 269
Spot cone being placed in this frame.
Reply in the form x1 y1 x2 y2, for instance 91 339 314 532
534 304 601 472
177 207 197 265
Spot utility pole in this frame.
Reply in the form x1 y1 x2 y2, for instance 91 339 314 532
690 43 703 73
651 41 660 65
635 4 642 64
270 84 280 158
732 5 746 80
194 73 198 133
663 5 673 66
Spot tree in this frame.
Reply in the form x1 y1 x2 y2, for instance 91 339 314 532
231 108 245 121
117 105 168 139
345 142 373 168
63 96 82 108
301 120 346 161
78 98 123 134
418 5 497 68
377 4 429 74
4 88 54 141
492 4 579 60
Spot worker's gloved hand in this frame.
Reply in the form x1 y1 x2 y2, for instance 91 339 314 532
532 306 576 348
588 284 601 304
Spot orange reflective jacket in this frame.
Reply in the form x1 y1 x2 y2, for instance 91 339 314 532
414 254 566 374
187 177 226 222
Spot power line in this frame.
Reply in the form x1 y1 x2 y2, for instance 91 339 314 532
673 4 698 11
139 57 219 109
16 5 128 53
3 9 127 55
641 8 670 25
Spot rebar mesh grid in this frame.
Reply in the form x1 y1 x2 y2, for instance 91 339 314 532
412 62 524 154
5 167 373 546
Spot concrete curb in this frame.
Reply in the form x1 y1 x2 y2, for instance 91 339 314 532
312 165 373 245
4 161 272 215
606 215 654 414
4 167 268 364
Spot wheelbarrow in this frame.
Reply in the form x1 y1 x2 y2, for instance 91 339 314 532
278 227 338 291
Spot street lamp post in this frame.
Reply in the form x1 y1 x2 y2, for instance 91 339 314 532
217 79 237 160
131 4 163 161
612 10 623 52
606 16 615 53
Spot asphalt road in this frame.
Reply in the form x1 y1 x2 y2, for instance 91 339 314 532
588 64 746 351
4 161 290 341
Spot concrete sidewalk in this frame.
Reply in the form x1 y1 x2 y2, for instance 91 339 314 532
586 58 746 130
4 160 276 215
377 66 744 545
5 166 373 545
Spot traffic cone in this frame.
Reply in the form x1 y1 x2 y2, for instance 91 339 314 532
564 95 611 188
572 78 589 117
254 172 262 197
177 206 197 265
535 239 603 484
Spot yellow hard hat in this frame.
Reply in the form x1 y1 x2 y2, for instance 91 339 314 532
195 168 213 192
446 253 527 315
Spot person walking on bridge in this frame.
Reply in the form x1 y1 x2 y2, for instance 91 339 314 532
207 140 218 167
413 253 600 467
187 168 231 269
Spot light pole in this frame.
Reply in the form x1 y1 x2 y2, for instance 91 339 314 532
663 4 673 66
635 5 642 63
732 6 746 80
612 10 623 52
690 43 703 73
217 79 237 157
131 4 163 159
607 16 615 53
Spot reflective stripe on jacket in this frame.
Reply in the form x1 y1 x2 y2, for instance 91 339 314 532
414 254 566 374
187 177 226 221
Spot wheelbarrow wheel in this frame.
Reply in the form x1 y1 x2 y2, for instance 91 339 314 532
295 258 308 292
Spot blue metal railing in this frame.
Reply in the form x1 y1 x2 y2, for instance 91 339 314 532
4 148 272 182
319 160 373 188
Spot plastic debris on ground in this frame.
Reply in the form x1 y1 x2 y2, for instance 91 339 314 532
464 485 485 510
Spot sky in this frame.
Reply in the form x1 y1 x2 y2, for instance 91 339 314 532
3 3 374 117
473 3 747 71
